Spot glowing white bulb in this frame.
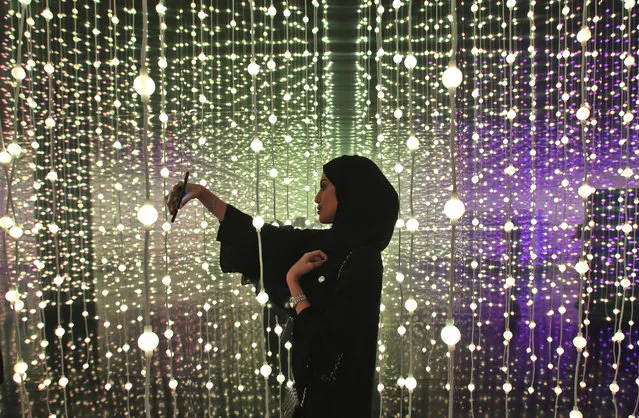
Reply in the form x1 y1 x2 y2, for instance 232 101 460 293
0 151 12 165
156 3 167 15
442 63 463 91
393 53 403 64
405 376 417 391
578 183 594 199
504 220 514 232
621 223 633 234
395 272 405 283
574 259 589 275
7 143 22 157
5 289 19 303
406 135 419 151
253 216 265 230
45 117 56 128
250 139 263 153
404 54 417 70
260 364 272 377
503 330 513 341
138 326 160 354
41 8 54 20
43 62 55 74
621 167 634 178
256 291 269 306
576 105 590 121
11 66 26 81
267 5 277 17
406 218 419 231
576 26 591 44
0 216 13 230
441 321 461 346
158 57 168 69
137 201 158 227
573 334 587 350
506 0 516 9
55 327 65 338
503 381 512 393
13 361 29 376
609 382 620 393
13 299 24 311
268 114 277 125
53 275 64 286
394 108 403 119
624 55 636 67
394 163 403 174
392 0 402 9
133 69 156 101
247 62 260 76
405 298 417 313
48 223 59 234
9 225 23 240
169 379 178 390
506 53 516 64
569 409 583 418
59 376 69 388
444 195 466 221
623 112 634 124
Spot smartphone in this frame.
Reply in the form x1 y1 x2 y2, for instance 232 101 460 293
171 171 190 223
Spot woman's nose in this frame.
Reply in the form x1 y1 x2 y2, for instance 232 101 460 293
314 191 321 204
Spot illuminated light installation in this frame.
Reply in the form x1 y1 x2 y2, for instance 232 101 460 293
0 0 638 417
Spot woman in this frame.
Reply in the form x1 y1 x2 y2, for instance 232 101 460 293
167 155 399 417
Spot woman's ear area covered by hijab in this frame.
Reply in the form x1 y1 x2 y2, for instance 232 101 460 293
322 155 399 251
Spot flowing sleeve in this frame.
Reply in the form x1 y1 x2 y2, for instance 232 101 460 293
292 246 383 387
216 204 318 308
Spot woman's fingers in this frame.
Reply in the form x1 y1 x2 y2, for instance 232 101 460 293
306 250 328 266
165 182 187 213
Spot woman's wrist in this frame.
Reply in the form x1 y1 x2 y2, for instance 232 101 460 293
196 186 227 221
286 272 301 284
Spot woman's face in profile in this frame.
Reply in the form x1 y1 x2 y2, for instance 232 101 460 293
314 173 338 224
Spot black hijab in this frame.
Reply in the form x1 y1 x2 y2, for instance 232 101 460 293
323 155 399 252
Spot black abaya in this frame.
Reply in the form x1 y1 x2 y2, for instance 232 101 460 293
217 205 383 417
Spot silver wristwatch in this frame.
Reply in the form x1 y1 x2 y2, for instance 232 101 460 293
288 293 307 309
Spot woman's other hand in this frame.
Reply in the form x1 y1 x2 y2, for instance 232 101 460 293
287 250 328 283
165 182 202 214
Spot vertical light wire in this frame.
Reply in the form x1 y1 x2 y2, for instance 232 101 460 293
42 0 69 414
525 0 539 398
374 2 386 415
552 2 571 415
248 1 271 414
571 0 592 414
4 2 31 416
502 1 517 414
445 0 460 416
467 1 481 414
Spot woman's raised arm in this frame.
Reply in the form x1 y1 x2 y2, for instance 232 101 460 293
166 183 227 222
